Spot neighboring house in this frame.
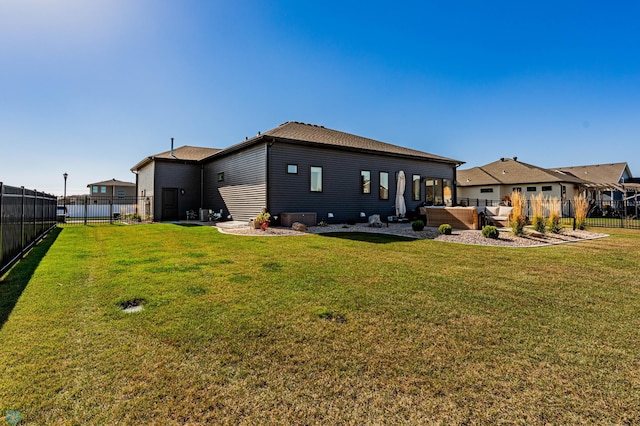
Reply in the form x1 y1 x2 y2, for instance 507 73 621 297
130 145 222 222
87 179 136 198
131 122 463 222
457 157 586 206
552 162 638 203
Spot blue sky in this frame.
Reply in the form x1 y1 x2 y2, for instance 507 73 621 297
2 0 639 195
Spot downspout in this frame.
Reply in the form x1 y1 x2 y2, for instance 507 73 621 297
200 164 204 209
266 139 273 217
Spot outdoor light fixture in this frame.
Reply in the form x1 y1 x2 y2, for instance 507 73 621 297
360 212 366 218
180 189 185 195
327 212 334 218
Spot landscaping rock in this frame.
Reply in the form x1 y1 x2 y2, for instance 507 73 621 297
368 214 383 228
292 222 308 232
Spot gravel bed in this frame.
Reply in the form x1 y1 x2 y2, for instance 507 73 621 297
216 222 607 247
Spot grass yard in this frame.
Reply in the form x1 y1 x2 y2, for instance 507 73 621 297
1 224 639 424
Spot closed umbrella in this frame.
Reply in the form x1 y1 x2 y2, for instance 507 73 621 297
395 170 407 217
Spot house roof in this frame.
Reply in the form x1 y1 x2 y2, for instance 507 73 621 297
131 145 222 172
87 178 135 187
210 121 463 165
458 158 586 187
552 163 631 185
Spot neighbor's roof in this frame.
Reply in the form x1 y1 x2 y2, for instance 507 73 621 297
131 145 222 171
211 121 463 165
552 162 630 185
87 178 135 187
458 158 587 187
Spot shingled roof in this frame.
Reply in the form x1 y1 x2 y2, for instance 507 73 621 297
87 178 135 187
458 158 586 186
131 145 222 172
216 121 462 165
552 163 630 185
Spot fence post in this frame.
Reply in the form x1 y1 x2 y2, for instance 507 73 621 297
84 196 88 225
21 186 26 252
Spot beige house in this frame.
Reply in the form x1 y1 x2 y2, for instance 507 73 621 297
87 179 136 198
457 158 586 205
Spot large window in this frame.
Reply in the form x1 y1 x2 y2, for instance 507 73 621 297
310 166 323 192
361 170 371 194
379 172 389 200
443 178 453 206
412 174 421 201
425 178 444 206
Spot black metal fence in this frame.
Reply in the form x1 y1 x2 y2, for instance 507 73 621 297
57 196 154 225
1 183 57 275
457 197 640 229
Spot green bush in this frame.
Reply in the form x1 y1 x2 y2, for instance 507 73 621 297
531 215 546 234
411 220 425 231
482 225 499 239
438 224 452 235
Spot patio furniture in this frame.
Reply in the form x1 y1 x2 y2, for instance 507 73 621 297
420 206 479 230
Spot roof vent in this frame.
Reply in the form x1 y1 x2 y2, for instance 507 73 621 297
513 156 518 161
170 137 175 158
500 157 505 162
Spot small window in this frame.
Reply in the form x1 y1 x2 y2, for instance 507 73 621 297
527 186 537 192
92 186 98 194
512 187 522 193
117 189 125 197
480 188 493 193
217 172 224 182
379 172 389 200
310 166 322 192
361 171 371 194
542 186 552 191
287 164 298 174
100 186 107 194
412 175 421 201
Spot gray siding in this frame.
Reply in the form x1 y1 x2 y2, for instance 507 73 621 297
268 142 456 223
203 143 267 221
154 161 201 220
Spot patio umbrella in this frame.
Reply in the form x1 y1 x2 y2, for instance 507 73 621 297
395 170 407 217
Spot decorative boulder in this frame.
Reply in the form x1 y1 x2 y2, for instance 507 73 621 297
292 222 308 232
368 214 383 228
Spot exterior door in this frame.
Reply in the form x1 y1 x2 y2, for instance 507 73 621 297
161 188 179 221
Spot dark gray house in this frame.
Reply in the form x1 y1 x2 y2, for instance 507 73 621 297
132 122 463 223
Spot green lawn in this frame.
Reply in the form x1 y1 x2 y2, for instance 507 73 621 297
1 224 639 424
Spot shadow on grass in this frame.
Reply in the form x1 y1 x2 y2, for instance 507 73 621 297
0 227 62 330
318 232 417 244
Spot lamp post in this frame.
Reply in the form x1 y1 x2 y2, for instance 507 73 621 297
63 172 68 214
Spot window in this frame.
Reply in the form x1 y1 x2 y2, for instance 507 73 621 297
542 186 552 191
379 172 389 200
117 189 125 197
480 188 494 193
287 164 298 174
100 186 107 194
310 166 322 192
512 187 522 193
527 187 537 192
361 171 371 194
217 172 224 182
412 175 421 201
92 186 98 194
425 178 444 205
443 178 453 206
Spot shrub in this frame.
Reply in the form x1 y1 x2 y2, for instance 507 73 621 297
438 224 452 235
573 194 589 230
547 197 562 233
509 190 527 236
530 193 546 234
411 220 425 231
482 225 499 239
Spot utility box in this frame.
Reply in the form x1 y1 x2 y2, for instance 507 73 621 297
199 208 211 221
280 212 317 227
